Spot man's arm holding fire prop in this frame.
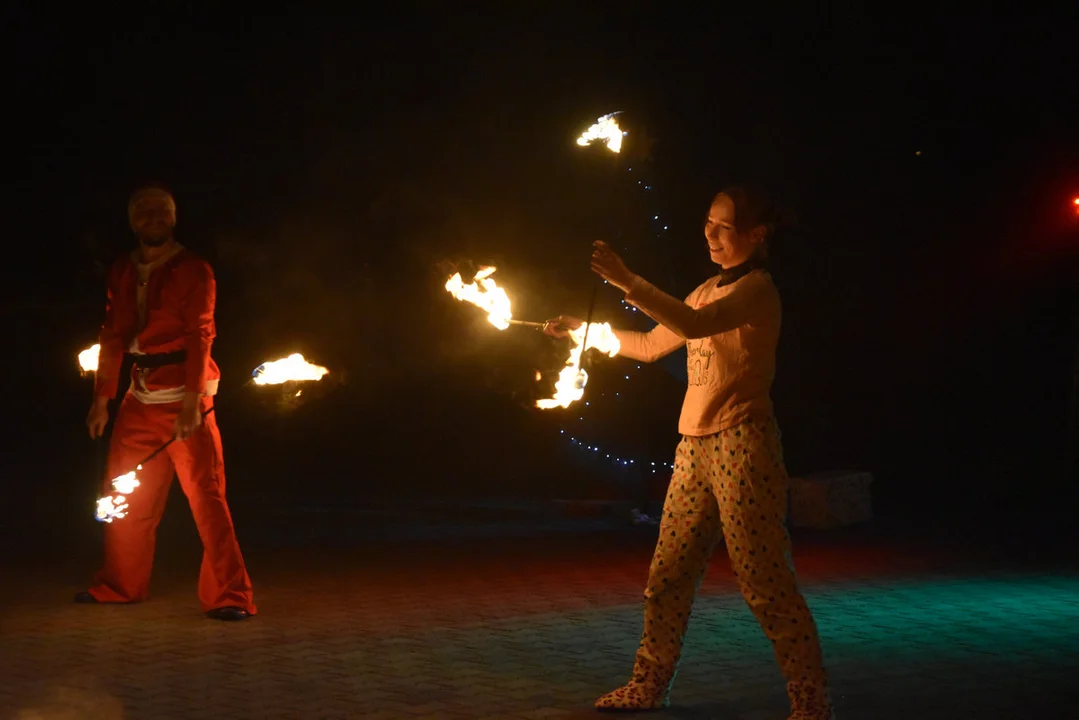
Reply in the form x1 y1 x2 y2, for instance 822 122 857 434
175 261 217 440
86 265 125 440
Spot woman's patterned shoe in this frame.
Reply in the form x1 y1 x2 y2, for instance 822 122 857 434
594 681 670 712
787 681 835 720
788 711 836 720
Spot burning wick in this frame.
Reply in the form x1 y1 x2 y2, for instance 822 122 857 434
444 268 547 330
576 112 625 154
445 267 514 329
536 322 620 409
252 353 329 385
78 344 100 374
95 469 142 523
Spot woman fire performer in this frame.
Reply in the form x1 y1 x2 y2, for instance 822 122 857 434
544 187 835 719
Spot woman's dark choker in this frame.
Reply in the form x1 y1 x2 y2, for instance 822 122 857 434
716 257 764 287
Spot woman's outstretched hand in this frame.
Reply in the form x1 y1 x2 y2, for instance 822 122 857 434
590 240 637 292
542 315 583 339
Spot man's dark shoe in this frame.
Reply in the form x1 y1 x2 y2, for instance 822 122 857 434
74 591 132 604
206 606 249 621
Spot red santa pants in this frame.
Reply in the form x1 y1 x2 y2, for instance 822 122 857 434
88 394 257 614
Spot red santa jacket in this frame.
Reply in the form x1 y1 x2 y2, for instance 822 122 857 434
94 246 221 404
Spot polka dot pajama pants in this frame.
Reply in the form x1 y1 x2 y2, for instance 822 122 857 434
598 418 834 719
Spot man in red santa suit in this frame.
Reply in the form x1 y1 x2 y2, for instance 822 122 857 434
76 184 257 621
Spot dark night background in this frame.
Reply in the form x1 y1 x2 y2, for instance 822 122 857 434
3 5 1077 551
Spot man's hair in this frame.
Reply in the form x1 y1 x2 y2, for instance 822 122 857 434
129 181 174 202
127 182 176 220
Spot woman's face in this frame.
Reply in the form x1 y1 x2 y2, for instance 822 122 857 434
704 193 763 269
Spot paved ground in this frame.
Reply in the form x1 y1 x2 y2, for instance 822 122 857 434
2 500 1078 720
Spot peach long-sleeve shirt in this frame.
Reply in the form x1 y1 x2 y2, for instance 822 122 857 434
613 269 780 436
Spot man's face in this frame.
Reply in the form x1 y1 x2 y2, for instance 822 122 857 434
129 196 176 247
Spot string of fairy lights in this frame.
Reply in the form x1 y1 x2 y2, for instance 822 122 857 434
557 115 676 476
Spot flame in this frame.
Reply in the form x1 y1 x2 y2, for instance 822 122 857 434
78 344 100 373
576 112 625 154
94 468 142 523
111 471 139 494
536 322 620 409
445 266 513 330
95 496 127 523
252 353 329 385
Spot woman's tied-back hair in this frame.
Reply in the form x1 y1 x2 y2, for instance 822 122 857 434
715 184 798 260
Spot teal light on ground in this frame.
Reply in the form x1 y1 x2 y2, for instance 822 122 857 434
439 573 1079 715
806 576 1079 659
676 574 1079 680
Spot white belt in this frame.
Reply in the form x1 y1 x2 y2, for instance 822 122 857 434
129 376 219 404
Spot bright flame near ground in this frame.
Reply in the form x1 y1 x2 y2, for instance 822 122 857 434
95 469 142 523
78 344 100 373
576 112 625 153
536 322 620 409
252 354 329 385
445 267 514 330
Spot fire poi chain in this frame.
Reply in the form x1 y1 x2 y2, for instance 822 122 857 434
444 267 620 409
77 345 329 523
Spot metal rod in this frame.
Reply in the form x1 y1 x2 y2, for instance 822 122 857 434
136 405 217 468
575 281 600 374
120 377 255 473
506 319 545 328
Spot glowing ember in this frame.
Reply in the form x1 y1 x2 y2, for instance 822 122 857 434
94 469 142 523
536 322 620 409
444 266 514 330
252 353 329 385
576 112 625 154
78 344 100 373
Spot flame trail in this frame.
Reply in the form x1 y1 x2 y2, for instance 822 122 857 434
536 322 620 409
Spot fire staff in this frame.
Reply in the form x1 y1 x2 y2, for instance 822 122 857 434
546 186 835 720
77 185 257 621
